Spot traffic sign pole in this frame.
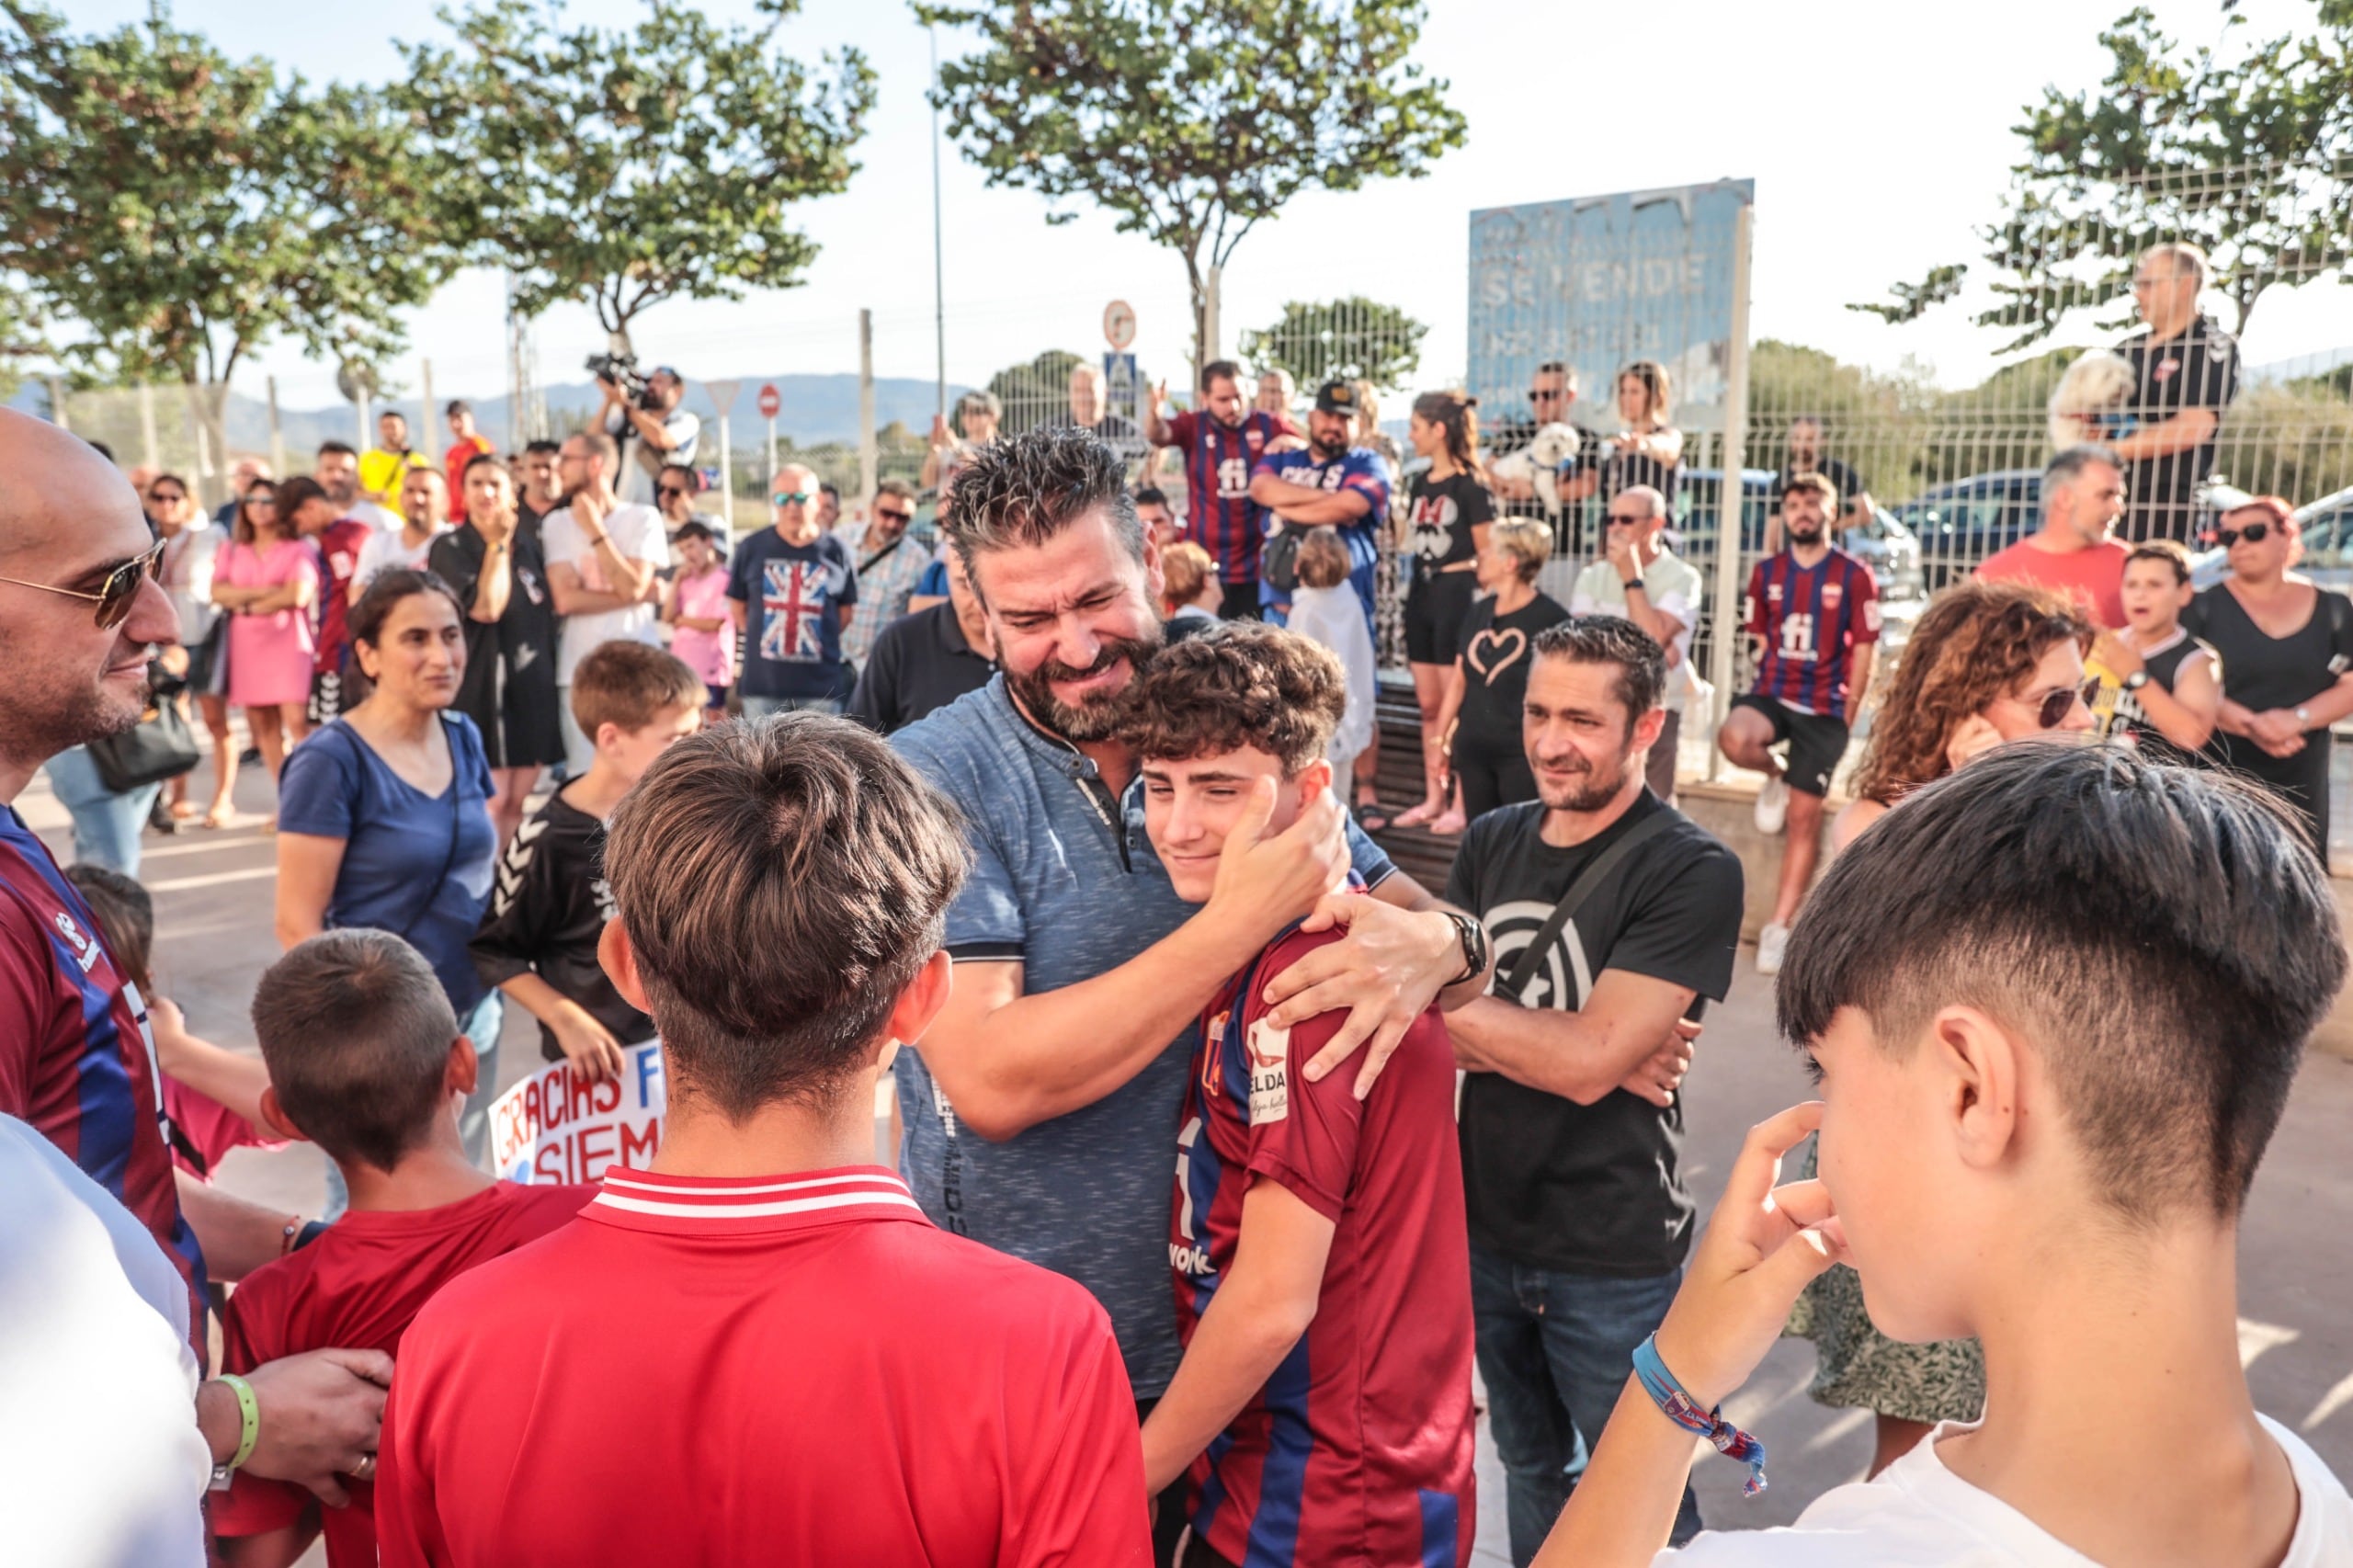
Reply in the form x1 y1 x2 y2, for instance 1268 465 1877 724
756 383 782 489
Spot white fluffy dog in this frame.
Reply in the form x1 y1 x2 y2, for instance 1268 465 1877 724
1490 422 1585 514
2048 348 2138 454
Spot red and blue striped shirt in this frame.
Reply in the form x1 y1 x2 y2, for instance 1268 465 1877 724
1163 408 1297 586
1172 921 1476 1567
1743 549 1881 720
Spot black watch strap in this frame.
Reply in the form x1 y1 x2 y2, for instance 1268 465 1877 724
1445 911 1490 986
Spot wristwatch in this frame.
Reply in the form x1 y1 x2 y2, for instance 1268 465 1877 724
2123 670 2149 691
1622 578 1646 594
1442 911 1490 986
2297 705 2313 726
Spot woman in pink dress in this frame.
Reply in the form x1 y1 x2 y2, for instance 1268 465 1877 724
209 480 319 782
662 519 735 724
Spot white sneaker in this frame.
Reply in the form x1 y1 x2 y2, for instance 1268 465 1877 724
1754 777 1790 835
1756 922 1790 977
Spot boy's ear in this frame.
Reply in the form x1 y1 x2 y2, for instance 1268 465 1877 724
446 1035 480 1099
1928 1005 2024 1175
1295 757 1334 812
256 1085 308 1145
600 920 652 1014
882 950 953 1062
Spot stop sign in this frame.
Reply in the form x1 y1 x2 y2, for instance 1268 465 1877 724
756 382 780 418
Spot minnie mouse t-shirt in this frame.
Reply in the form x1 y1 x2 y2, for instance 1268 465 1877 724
1405 471 1496 579
1455 591 1572 754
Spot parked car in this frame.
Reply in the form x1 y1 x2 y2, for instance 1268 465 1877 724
1843 499 1927 603
2189 483 2353 591
1889 469 2042 593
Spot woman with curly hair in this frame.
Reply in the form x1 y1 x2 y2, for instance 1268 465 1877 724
1789 577 2098 1480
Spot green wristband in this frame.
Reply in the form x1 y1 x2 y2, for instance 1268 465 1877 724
218 1373 261 1471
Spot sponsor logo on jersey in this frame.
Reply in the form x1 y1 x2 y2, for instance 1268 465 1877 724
1246 1018 1290 1124
53 910 100 972
1169 1240 1212 1275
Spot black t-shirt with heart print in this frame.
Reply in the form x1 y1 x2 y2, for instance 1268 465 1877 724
1456 591 1573 753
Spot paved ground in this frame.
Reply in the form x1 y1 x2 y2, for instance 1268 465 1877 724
19 757 2353 1564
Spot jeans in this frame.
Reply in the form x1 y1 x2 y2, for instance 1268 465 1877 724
322 989 504 1221
42 746 162 878
1471 1242 1700 1564
740 694 843 720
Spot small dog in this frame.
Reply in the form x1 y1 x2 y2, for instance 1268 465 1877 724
2048 348 2138 454
1490 422 1585 514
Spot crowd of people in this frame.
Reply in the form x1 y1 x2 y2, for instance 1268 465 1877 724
1 262 2349 1568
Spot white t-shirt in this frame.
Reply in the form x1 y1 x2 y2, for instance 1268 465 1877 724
540 501 672 683
607 406 702 504
1286 584 1377 763
354 524 452 591
1571 548 1702 711
0 1114 209 1568
1663 1415 2352 1567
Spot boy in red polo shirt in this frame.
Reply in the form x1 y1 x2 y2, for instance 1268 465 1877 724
1127 624 1483 1567
211 930 592 1567
374 715 1150 1568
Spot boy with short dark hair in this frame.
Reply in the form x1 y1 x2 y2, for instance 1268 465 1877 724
211 931 594 1568
1127 622 1483 1566
1533 744 2353 1566
470 641 701 1081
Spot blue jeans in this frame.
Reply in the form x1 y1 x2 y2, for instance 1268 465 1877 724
322 989 504 1221
42 746 161 878
1471 1242 1701 1565
740 694 842 720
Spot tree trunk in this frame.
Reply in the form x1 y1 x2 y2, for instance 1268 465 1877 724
181 380 233 512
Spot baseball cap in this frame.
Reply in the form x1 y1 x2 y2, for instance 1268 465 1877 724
1313 380 1358 415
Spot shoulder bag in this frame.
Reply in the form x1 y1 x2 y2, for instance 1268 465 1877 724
1492 811 1677 1006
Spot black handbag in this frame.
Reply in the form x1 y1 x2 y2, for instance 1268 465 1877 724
86 668 201 793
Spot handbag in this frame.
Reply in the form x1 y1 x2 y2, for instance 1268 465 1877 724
86 665 201 793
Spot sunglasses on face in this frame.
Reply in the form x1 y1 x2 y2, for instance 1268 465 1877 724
0 539 167 630
2026 680 2099 729
1606 512 1647 527
657 484 691 497
1529 389 1564 402
2216 522 2272 548
773 491 813 506
876 507 913 525
149 490 187 504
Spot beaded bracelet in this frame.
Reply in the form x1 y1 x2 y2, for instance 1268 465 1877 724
1631 1334 1769 1497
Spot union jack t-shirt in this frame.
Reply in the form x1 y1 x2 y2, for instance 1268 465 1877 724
727 528 858 701
1743 548 1881 720
1172 917 1477 1566
1163 408 1298 587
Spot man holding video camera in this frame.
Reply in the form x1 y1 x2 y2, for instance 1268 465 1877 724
597 360 702 506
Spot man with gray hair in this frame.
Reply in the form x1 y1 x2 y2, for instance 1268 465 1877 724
1570 483 1701 801
726 461 857 717
2112 241 2240 542
1976 445 2130 629
1064 359 1146 472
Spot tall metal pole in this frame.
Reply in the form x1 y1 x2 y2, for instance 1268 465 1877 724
1704 201 1756 783
929 26 948 421
858 308 879 511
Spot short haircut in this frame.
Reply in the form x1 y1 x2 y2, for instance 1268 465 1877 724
1161 540 1215 608
273 475 329 517
2126 538 2194 584
569 430 620 467
1778 744 2344 1221
571 641 702 737
1126 621 1346 776
958 390 1002 419
1132 485 1170 511
659 461 701 493
251 932 461 1174
1614 483 1667 521
1534 359 1579 392
63 863 153 996
350 568 466 651
379 410 408 428
944 424 1141 581
1296 528 1352 590
2044 443 2121 494
462 449 507 482
1779 472 1838 512
820 482 841 503
1488 517 1551 584
316 440 357 460
1531 616 1665 725
524 438 562 459
875 477 917 504
2141 240 2210 290
603 717 969 1119
1200 358 1241 392
445 399 472 416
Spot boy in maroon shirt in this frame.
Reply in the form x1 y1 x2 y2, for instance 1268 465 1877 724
212 930 592 1567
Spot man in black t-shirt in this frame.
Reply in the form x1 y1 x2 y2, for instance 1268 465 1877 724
1764 415 1868 553
2111 243 2240 543
1443 616 1743 1565
847 548 996 734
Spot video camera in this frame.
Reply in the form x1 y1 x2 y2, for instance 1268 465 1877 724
586 351 659 410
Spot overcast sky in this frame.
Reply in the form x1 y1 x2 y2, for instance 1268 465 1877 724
75 0 2353 412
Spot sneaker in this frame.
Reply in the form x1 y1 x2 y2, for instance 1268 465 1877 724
1756 922 1791 977
1754 776 1790 835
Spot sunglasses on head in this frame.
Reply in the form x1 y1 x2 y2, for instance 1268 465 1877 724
2216 521 2272 548
0 539 167 630
773 491 813 506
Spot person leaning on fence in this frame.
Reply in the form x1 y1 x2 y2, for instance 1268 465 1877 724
2108 242 2242 544
923 388 1001 496
1571 484 1703 804
1563 360 1684 525
1487 360 1589 522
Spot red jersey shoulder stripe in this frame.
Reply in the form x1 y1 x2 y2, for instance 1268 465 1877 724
588 1166 925 1228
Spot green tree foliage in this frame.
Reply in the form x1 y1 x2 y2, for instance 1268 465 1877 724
984 348 1085 435
395 0 874 348
0 3 455 464
917 0 1467 370
1241 296 1426 392
1855 2 2353 349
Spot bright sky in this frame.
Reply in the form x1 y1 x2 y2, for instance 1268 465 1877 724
79 0 2353 412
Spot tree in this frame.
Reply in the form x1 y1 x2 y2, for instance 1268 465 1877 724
917 0 1466 373
1854 2 2353 350
396 0 874 352
0 3 456 478
1240 296 1426 392
984 349 1085 435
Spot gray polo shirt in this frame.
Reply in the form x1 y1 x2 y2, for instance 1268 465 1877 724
891 674 1396 1396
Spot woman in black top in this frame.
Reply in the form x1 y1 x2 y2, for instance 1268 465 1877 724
1393 391 1496 830
428 452 563 847
2183 496 2353 854
2091 539 2220 762
1429 518 1569 826
1566 359 1684 524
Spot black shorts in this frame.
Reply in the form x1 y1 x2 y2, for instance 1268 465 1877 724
1404 568 1476 665
1732 692 1849 798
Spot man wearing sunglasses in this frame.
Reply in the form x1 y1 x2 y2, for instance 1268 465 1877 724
0 412 392 1533
1491 361 1593 518
597 364 700 507
2110 242 2242 543
1976 445 2129 631
837 479 930 671
726 463 858 718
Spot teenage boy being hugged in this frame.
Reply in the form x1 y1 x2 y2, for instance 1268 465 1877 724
1444 617 1744 1566
210 930 595 1568
1532 744 2353 1566
470 642 702 1082
1128 623 1483 1567
377 716 1151 1566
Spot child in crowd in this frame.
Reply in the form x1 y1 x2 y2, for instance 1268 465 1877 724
1127 623 1482 1567
1282 528 1377 805
1532 744 2353 1566
1161 540 1223 638
470 642 702 1082
63 862 277 1178
2091 538 2222 760
211 930 593 1568
662 519 734 725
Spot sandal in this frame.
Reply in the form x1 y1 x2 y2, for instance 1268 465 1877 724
1392 801 1443 829
1354 800 1395 833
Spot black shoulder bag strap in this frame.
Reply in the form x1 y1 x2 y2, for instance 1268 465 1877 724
1494 811 1676 1006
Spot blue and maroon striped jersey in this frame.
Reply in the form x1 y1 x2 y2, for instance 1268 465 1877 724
1164 408 1297 586
1743 549 1881 720
1172 920 1476 1567
0 808 204 1340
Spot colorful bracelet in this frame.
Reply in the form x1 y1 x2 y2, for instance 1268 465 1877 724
216 1372 262 1472
1631 1334 1769 1497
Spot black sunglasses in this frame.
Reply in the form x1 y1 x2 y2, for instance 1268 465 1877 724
2029 680 2099 729
876 507 914 525
1605 511 1648 526
0 539 167 630
1529 388 1565 401
149 490 187 504
656 483 692 497
2216 521 2272 548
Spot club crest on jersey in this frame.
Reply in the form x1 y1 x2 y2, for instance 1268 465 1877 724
1766 582 1784 602
1245 1018 1290 1123
1824 583 1843 607
52 910 100 972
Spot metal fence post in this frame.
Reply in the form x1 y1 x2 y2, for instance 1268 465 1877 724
858 308 878 511
1705 202 1756 782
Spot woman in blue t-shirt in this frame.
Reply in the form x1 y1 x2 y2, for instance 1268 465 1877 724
276 569 501 1180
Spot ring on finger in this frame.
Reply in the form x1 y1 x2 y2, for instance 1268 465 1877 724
350 1452 377 1482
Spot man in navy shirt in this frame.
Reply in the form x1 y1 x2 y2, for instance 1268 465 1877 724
1247 378 1391 628
727 462 857 718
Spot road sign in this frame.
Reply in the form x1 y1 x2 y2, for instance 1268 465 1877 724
1104 300 1137 351
1104 352 1140 421
704 378 742 414
757 382 781 418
